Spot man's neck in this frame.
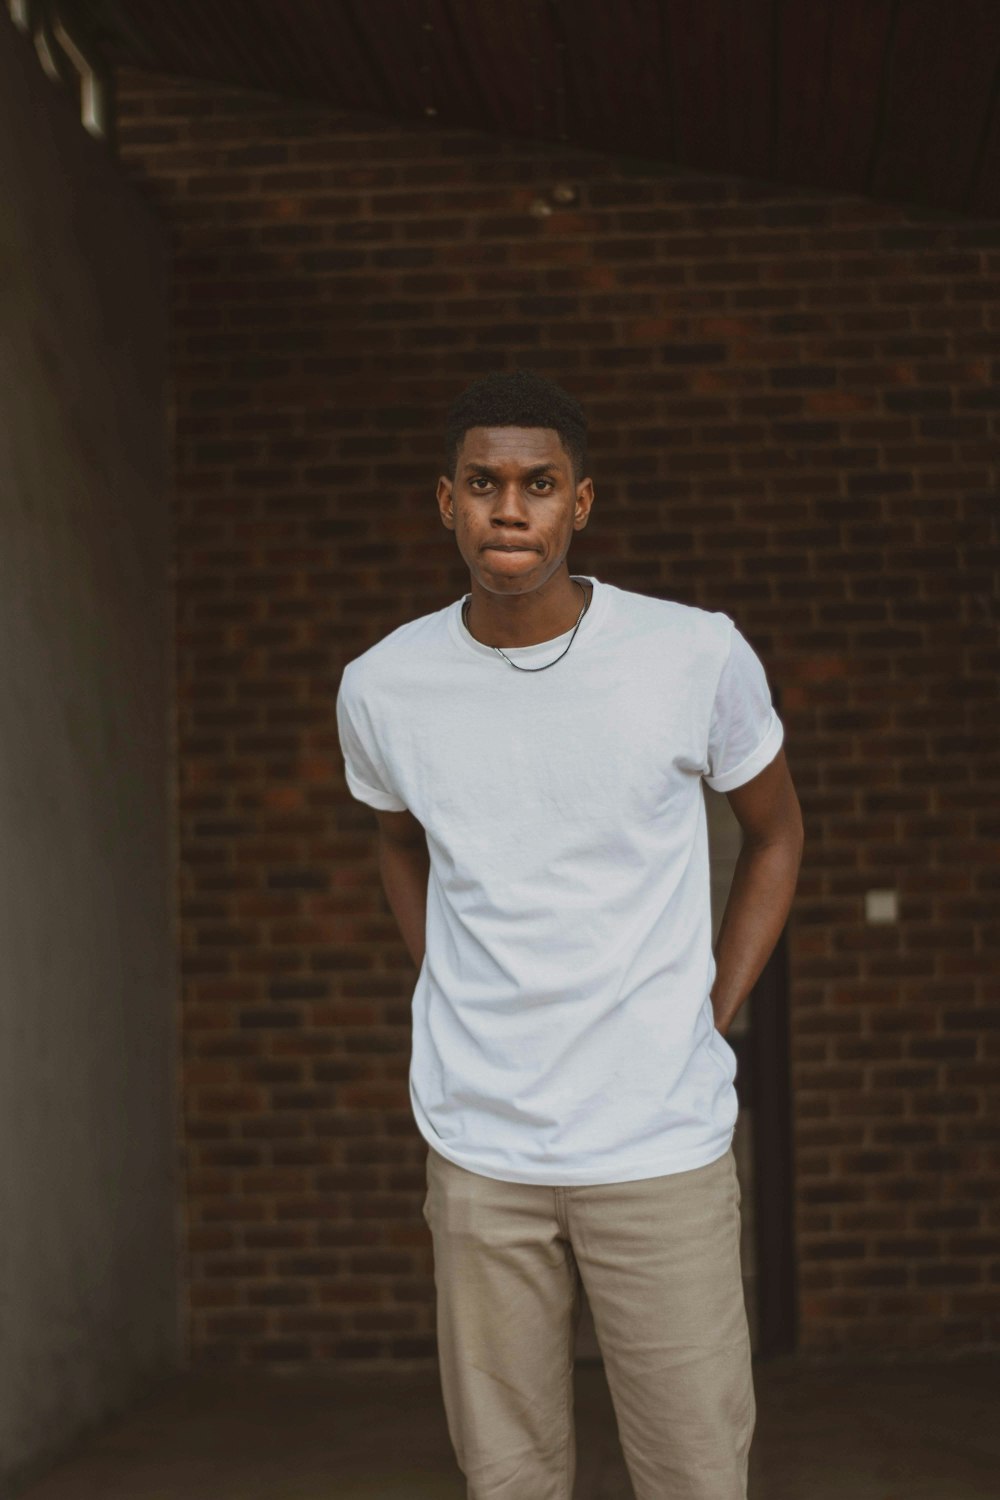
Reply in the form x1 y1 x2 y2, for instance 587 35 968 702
464 573 591 648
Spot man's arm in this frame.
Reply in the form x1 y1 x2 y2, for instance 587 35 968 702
710 745 804 1037
374 806 429 969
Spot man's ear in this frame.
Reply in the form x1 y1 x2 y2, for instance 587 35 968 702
436 475 455 531
574 477 595 530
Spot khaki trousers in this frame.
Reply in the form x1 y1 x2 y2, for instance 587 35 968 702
422 1142 755 1500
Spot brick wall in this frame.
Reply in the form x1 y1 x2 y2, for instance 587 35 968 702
115 69 1000 1367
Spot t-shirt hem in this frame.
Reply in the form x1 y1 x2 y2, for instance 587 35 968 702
414 1118 736 1186
704 709 784 793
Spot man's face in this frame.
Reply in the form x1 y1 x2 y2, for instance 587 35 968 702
436 426 594 596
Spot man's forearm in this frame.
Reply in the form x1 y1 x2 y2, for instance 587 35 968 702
378 837 430 969
710 833 802 1035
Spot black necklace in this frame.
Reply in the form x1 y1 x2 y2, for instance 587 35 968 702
461 577 590 672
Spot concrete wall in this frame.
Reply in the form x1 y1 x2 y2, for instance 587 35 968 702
0 18 178 1494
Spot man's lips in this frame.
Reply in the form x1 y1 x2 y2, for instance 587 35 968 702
483 543 539 552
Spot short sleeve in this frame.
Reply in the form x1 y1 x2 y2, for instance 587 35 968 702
703 620 784 792
335 665 408 812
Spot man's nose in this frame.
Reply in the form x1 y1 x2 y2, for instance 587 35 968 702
491 484 530 522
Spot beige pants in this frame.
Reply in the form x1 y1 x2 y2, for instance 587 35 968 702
422 1142 755 1500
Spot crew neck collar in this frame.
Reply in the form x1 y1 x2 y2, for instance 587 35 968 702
448 575 608 663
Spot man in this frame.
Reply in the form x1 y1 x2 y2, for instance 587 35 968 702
336 368 804 1500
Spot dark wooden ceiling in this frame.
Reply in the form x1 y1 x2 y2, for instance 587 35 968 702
82 0 1000 216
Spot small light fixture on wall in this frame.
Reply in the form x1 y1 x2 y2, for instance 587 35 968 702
529 181 579 217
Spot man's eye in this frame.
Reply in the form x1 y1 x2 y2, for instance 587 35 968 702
468 477 552 491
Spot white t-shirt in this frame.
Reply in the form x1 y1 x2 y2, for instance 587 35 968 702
335 574 784 1185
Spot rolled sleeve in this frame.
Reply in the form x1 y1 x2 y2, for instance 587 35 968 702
335 666 408 812
704 620 785 793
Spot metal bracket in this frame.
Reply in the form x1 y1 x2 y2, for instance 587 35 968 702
6 0 115 146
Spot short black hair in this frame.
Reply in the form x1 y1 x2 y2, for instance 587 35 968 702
444 368 588 485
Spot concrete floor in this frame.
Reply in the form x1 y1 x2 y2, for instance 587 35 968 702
15 1354 1000 1499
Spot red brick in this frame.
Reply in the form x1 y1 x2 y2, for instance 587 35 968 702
116 66 1000 1369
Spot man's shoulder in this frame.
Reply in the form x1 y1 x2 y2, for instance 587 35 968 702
340 601 452 689
610 583 732 648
